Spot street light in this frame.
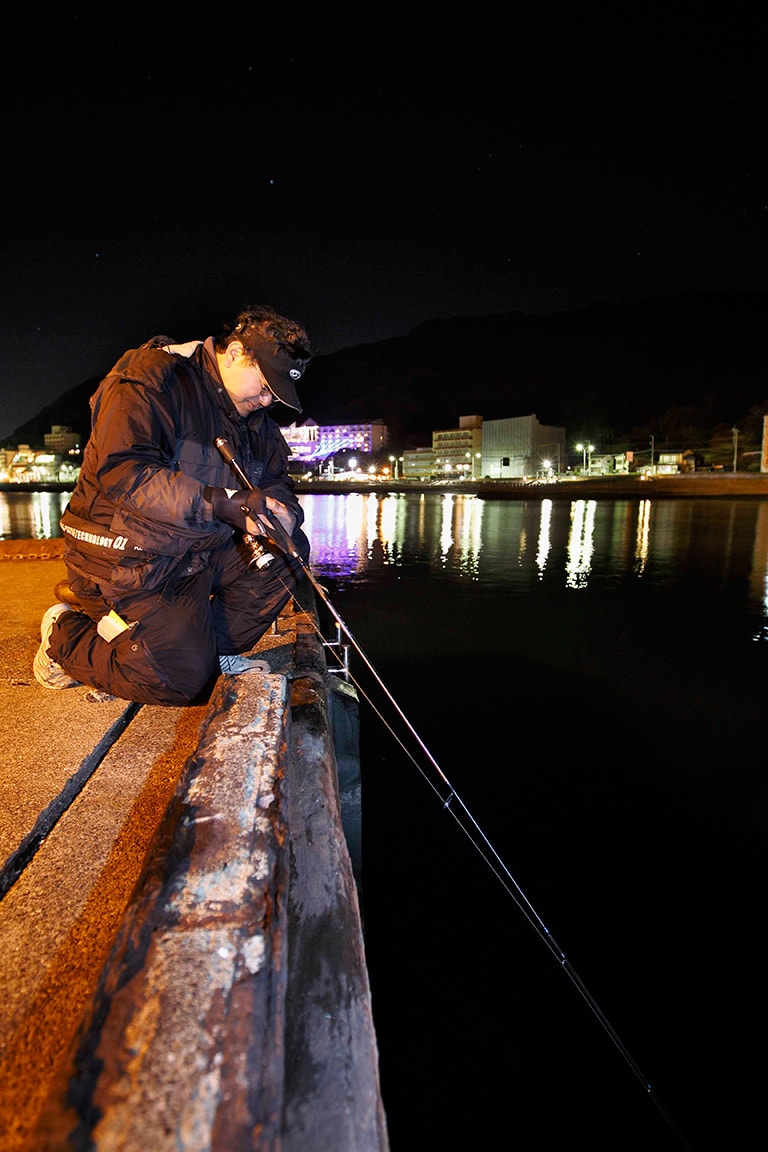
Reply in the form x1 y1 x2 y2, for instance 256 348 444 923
575 442 594 475
389 454 398 479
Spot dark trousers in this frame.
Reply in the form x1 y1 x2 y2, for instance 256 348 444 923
50 537 306 705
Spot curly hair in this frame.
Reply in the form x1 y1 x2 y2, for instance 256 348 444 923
218 304 313 363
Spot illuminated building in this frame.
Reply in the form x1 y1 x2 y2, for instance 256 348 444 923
280 418 389 471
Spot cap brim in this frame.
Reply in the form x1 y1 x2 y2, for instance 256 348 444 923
242 331 305 412
259 357 303 412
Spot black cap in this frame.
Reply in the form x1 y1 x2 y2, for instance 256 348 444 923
239 329 308 412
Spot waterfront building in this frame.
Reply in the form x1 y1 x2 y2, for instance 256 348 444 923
433 415 483 478
280 417 389 472
6 448 64 484
44 425 81 454
402 414 566 481
0 439 81 485
480 414 566 479
401 447 439 481
402 415 483 480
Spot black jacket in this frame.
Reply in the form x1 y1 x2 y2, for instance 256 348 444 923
61 337 303 569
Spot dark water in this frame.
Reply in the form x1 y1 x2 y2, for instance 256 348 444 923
6 488 763 1149
0 489 71 540
301 492 766 1152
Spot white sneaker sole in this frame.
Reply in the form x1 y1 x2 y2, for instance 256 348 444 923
33 603 82 689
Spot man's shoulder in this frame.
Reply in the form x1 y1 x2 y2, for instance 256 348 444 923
106 344 202 393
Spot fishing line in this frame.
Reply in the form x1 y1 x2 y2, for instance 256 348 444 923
306 616 693 1149
214 438 693 1150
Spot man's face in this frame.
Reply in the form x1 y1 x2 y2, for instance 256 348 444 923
220 343 276 416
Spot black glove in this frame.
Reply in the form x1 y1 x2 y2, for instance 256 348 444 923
204 486 267 533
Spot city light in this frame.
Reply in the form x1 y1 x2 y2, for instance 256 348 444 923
465 451 482 478
575 441 594 475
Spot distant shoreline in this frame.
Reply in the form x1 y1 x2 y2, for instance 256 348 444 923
4 474 768 502
0 482 75 493
295 473 768 499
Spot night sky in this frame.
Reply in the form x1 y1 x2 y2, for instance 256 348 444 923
3 5 767 437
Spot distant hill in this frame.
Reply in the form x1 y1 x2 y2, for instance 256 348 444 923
5 291 768 451
302 291 768 447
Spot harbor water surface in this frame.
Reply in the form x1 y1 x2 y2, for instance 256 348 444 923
301 491 764 1152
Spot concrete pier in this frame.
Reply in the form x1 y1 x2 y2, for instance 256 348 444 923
0 540 388 1152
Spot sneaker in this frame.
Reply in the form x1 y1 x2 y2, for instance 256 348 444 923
84 689 120 703
218 654 271 676
33 604 83 689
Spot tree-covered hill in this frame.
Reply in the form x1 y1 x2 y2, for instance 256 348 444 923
5 290 767 455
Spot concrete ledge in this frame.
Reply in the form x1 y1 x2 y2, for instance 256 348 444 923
50 672 295 1152
0 556 388 1152
282 636 387 1152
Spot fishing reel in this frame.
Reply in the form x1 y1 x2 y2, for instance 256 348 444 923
216 438 295 570
238 504 276 568
241 509 295 570
242 530 275 569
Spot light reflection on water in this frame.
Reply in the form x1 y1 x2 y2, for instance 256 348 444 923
301 490 768 613
0 490 71 541
9 488 768 632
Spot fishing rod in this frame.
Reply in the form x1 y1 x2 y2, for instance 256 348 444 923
215 435 462 777
213 436 692 1150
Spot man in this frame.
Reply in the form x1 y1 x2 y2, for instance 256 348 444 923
34 304 313 705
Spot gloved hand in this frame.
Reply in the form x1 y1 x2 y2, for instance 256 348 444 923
204 486 267 533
